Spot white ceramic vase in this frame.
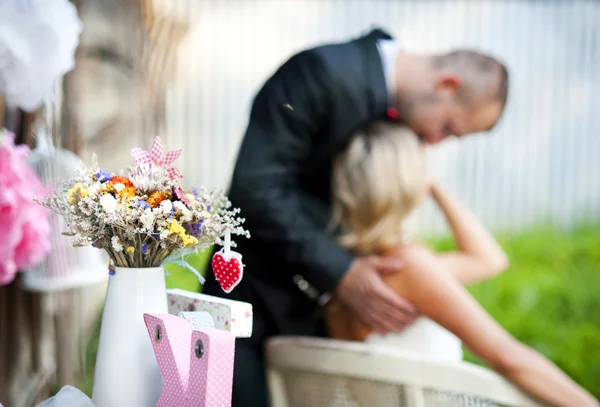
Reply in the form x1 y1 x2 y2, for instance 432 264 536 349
92 266 167 407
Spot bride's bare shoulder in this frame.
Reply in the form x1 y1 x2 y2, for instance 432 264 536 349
382 245 447 296
385 244 441 271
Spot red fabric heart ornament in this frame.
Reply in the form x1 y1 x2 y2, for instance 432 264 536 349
211 249 244 293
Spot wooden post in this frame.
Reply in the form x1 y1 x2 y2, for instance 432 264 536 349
0 95 4 128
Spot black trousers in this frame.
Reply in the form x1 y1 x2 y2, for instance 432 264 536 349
232 337 270 407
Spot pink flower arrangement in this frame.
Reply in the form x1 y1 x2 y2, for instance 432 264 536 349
0 130 51 285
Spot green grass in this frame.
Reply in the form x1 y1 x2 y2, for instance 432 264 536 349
163 247 213 291
81 225 600 398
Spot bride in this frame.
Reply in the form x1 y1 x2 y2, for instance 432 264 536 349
325 123 598 407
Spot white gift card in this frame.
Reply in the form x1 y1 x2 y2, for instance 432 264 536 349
167 289 253 338
178 311 215 331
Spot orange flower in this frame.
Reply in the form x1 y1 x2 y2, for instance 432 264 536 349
109 176 134 189
147 191 166 208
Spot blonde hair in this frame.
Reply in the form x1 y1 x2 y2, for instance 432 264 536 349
331 123 427 256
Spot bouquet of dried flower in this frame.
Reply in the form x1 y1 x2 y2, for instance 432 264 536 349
36 136 249 278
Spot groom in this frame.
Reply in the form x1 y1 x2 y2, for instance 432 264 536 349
203 27 509 406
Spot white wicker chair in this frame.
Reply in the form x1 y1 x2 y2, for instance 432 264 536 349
266 337 545 407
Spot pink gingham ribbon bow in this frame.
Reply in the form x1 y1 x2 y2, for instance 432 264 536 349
130 136 183 179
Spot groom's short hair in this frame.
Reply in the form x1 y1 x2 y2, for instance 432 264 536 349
433 50 509 109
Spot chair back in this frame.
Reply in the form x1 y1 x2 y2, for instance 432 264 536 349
266 337 544 407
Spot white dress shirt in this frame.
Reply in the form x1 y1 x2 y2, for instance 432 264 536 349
376 39 400 105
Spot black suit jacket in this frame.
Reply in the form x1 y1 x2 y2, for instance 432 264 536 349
203 28 395 340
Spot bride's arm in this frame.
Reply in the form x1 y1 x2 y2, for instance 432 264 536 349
385 246 598 407
429 180 508 285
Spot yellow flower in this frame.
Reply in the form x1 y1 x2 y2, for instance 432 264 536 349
67 183 89 204
168 219 184 234
126 246 135 254
182 234 198 246
117 186 136 201
169 219 198 247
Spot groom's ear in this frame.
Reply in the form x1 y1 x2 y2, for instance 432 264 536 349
434 72 463 93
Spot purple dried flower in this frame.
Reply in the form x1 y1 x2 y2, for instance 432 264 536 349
192 186 199 200
137 200 150 209
186 221 203 238
142 244 148 255
96 170 112 183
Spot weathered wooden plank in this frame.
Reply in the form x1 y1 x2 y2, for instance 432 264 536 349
0 95 4 128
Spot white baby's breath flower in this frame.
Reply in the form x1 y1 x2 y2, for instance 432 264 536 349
100 194 118 213
158 200 173 215
88 184 101 196
173 201 192 222
140 209 156 231
111 236 124 252
79 219 93 231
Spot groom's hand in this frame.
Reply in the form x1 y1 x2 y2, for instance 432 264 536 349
335 256 417 334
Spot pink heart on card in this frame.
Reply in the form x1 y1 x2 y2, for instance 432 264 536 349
211 251 243 293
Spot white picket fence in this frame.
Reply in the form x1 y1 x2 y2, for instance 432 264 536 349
154 0 600 236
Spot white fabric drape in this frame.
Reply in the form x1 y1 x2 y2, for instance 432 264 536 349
0 0 82 111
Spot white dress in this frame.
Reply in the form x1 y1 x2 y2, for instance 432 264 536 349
366 317 464 363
